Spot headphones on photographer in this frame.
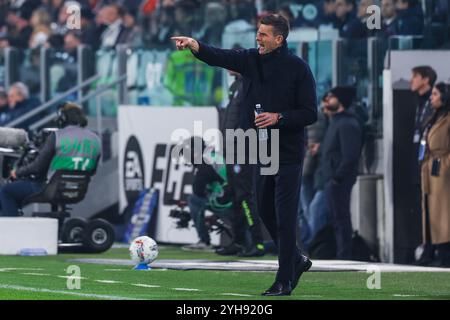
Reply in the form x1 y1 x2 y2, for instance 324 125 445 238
56 102 86 128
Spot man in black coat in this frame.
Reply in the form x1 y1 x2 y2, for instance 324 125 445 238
321 86 362 260
171 13 317 296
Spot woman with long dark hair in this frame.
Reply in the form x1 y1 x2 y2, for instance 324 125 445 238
420 82 450 267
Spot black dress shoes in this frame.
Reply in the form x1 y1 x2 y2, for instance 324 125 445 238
215 243 242 256
292 255 312 290
237 245 265 257
261 282 292 296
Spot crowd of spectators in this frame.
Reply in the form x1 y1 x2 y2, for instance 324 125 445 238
0 0 448 53
0 0 448 125
0 82 40 127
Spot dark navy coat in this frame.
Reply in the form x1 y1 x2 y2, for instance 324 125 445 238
193 41 318 164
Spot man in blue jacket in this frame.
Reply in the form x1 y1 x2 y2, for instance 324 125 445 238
321 86 362 260
171 13 317 296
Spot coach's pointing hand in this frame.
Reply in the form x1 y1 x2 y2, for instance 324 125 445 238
171 36 200 53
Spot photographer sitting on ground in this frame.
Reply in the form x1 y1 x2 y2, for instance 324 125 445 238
0 102 102 217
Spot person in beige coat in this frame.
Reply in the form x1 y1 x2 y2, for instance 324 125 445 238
421 82 450 268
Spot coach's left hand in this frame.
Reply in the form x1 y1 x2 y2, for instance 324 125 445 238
255 112 279 128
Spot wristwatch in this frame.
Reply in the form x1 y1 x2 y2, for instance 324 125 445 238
277 113 285 126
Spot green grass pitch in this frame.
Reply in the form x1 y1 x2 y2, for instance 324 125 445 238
0 246 449 300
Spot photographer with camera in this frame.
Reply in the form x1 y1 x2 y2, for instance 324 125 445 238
0 102 101 217
178 136 233 251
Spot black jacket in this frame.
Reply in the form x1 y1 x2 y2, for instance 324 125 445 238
320 110 362 184
223 75 244 131
397 5 424 36
192 163 223 198
193 41 317 164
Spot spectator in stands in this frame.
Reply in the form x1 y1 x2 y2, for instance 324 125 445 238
122 8 143 47
64 30 82 58
4 1 37 50
39 0 62 23
227 0 257 26
321 86 362 259
79 6 102 51
173 0 199 37
0 88 9 125
396 0 424 36
334 0 366 38
0 102 101 217
195 2 227 47
29 8 52 48
221 1 256 49
0 33 8 49
19 48 41 97
420 82 450 268
278 3 295 28
6 82 40 127
46 34 65 50
380 0 399 38
54 0 81 35
319 0 338 28
97 4 132 49
357 0 380 37
148 2 176 47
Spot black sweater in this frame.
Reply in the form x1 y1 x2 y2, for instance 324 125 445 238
193 41 317 164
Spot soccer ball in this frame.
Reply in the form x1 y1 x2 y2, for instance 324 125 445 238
129 236 159 265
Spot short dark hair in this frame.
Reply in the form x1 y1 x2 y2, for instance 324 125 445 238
412 66 437 87
259 14 290 41
58 102 88 128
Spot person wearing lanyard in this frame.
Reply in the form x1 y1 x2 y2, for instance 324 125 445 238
419 82 450 268
409 66 437 264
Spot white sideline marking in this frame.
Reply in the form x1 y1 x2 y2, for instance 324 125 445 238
20 273 51 277
173 288 201 292
0 268 45 272
104 269 127 272
57 275 86 280
393 294 420 297
95 280 122 284
132 284 161 288
0 284 140 300
221 293 252 297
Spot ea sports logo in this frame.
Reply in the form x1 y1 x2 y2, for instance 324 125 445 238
124 136 145 204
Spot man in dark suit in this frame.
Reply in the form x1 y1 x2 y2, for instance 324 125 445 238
171 13 317 296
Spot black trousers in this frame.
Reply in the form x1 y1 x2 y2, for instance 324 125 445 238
226 164 264 247
325 176 356 260
254 163 303 284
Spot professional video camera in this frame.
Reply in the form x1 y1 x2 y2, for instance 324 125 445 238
169 200 233 239
16 128 57 168
169 200 191 229
0 127 57 181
